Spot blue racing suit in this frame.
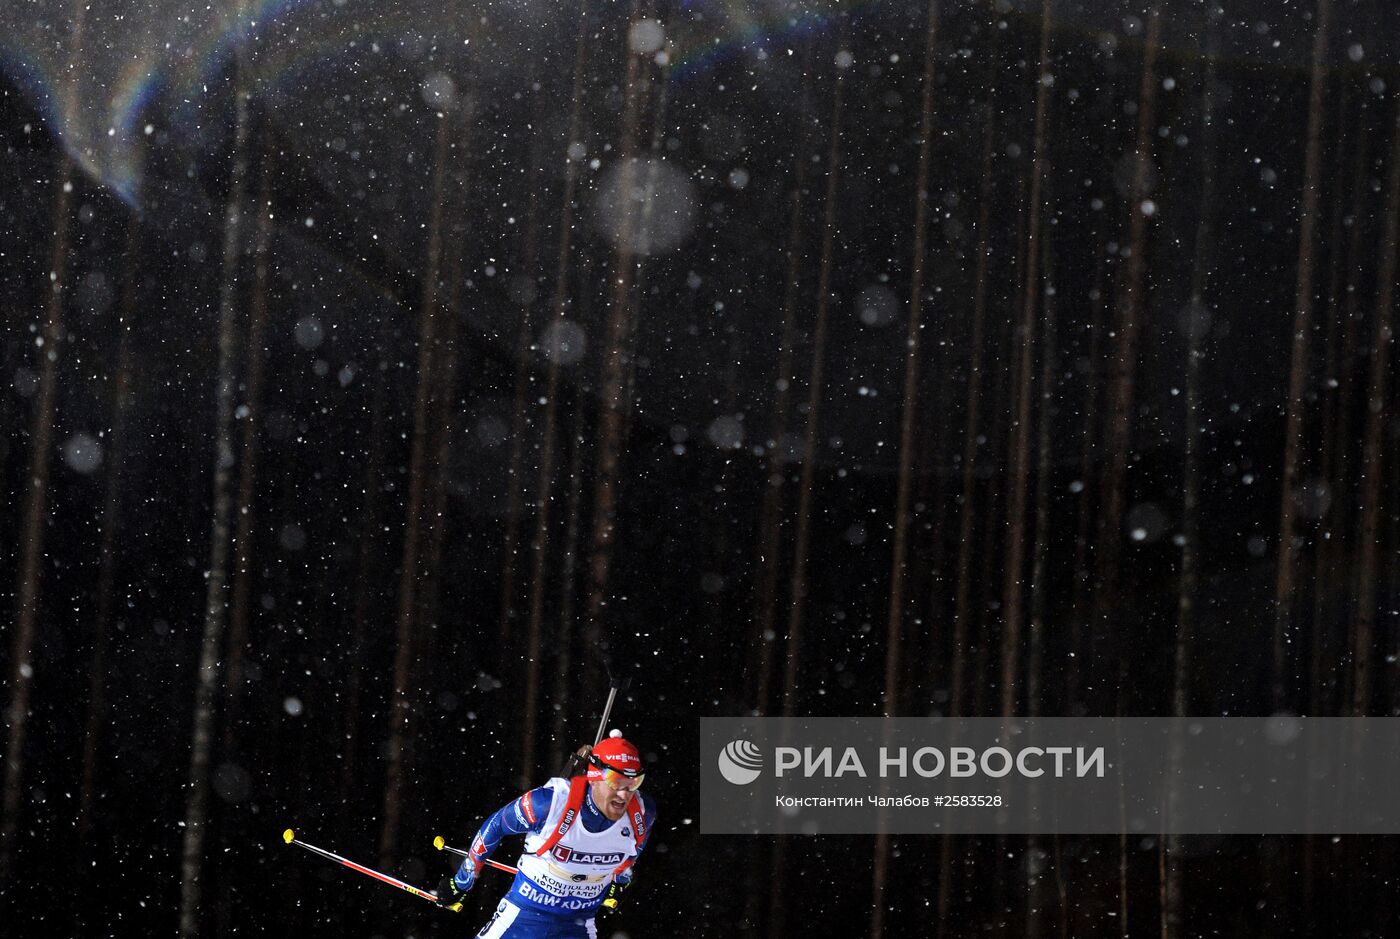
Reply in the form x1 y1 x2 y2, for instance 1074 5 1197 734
452 781 657 938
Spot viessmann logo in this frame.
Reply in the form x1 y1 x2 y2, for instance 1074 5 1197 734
717 740 764 785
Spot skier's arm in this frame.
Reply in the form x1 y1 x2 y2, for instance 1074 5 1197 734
611 793 659 886
451 788 552 890
600 794 656 914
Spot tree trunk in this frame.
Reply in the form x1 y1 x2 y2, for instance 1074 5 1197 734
1329 137 1372 721
742 66 815 939
497 99 549 664
1095 7 1161 714
999 0 1053 723
989 163 1033 926
880 0 942 723
1164 18 1220 936
618 69 672 454
1026 226 1058 939
871 7 940 936
1273 0 1332 711
76 211 141 845
949 30 1003 724
1352 95 1400 717
550 406 588 752
973 171 1027 721
583 1 649 682
1100 13 1161 935
1308 94 1351 714
338 374 387 820
0 0 86 884
525 0 592 781
379 112 453 867
780 28 849 719
747 192 805 715
748 55 812 715
418 299 463 636
417 106 477 642
1066 231 1109 709
770 33 850 938
178 45 254 938
221 127 275 754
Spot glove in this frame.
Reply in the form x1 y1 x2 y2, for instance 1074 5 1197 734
600 878 629 915
437 871 472 912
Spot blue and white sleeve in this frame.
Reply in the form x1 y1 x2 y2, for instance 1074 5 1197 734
453 787 552 887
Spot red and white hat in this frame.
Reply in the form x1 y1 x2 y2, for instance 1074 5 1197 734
587 729 643 780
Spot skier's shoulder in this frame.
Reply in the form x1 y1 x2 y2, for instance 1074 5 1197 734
509 781 561 830
541 775 573 794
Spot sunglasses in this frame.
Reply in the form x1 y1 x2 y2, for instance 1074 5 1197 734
590 756 645 792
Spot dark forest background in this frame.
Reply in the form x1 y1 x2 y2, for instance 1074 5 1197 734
2 0 1399 935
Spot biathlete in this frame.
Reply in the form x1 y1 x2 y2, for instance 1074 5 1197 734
437 731 657 938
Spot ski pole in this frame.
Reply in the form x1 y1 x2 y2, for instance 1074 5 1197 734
282 828 443 904
432 835 519 874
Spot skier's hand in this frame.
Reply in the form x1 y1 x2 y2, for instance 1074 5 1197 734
600 878 629 915
437 872 471 912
